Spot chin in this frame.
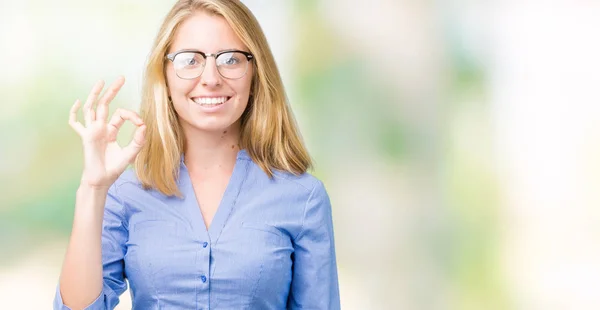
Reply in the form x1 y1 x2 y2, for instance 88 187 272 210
187 118 240 133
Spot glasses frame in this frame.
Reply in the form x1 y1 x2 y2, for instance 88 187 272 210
165 49 254 80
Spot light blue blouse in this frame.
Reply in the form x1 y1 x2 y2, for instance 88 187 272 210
54 149 340 309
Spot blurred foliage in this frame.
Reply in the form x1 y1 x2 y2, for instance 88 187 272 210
293 0 407 170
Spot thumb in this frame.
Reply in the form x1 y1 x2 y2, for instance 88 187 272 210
122 125 147 164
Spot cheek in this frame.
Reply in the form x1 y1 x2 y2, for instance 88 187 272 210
167 74 195 98
235 74 253 97
234 86 251 108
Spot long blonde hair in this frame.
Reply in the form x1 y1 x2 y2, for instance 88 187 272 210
134 0 312 197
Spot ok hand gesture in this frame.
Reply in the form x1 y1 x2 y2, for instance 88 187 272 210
69 77 146 189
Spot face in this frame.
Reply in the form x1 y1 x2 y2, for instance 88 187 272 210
166 11 253 134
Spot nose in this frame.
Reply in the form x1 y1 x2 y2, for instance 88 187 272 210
200 56 222 87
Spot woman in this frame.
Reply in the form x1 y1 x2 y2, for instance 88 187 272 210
53 0 340 309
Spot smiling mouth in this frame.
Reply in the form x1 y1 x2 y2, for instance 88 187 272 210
192 96 232 107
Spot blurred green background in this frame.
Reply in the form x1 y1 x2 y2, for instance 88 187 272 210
2 0 600 309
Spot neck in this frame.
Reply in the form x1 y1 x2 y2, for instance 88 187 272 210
182 122 242 174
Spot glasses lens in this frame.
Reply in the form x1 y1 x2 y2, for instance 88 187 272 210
173 52 205 79
216 52 249 79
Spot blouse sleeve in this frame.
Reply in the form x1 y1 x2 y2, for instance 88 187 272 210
287 180 341 309
54 183 128 310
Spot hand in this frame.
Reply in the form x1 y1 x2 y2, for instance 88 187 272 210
69 76 146 189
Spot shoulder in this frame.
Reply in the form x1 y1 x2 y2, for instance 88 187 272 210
107 168 146 199
116 167 138 183
244 157 328 200
272 169 324 193
113 168 142 188
104 168 162 221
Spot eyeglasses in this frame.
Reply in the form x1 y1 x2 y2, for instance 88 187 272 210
166 49 254 80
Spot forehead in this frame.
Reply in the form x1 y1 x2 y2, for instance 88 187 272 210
169 11 247 53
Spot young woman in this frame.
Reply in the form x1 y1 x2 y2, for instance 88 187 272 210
54 0 340 309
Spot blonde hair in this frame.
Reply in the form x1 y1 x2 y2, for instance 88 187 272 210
134 0 312 197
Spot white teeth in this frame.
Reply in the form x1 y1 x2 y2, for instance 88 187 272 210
193 96 228 105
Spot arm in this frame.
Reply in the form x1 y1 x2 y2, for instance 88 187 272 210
287 181 341 310
55 77 145 310
55 184 128 310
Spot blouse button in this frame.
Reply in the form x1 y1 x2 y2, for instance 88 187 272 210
201 275 207 283
203 242 208 248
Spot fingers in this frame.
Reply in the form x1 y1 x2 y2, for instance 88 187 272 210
83 80 105 126
68 99 85 135
96 76 125 122
107 108 144 141
122 124 147 163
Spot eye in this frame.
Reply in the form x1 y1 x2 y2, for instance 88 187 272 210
185 57 197 65
224 57 239 65
174 52 203 68
218 52 241 66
